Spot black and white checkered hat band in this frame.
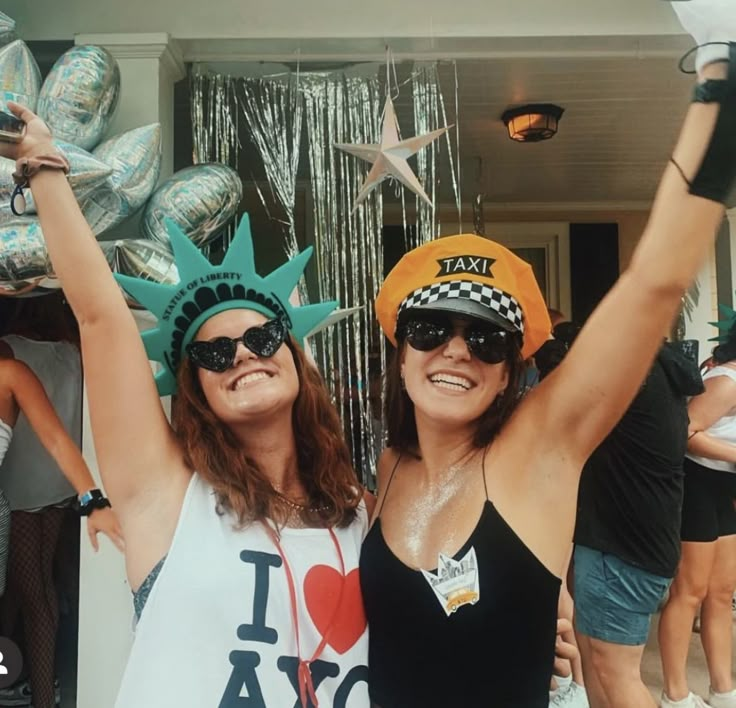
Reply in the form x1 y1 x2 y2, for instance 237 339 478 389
398 280 525 333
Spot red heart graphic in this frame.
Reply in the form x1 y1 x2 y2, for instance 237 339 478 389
304 565 367 655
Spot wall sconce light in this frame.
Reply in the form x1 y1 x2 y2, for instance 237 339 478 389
501 104 565 143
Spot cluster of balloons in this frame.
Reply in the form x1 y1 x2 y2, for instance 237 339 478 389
0 11 242 297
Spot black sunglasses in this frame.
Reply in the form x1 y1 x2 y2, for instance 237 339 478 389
185 318 287 372
399 317 513 364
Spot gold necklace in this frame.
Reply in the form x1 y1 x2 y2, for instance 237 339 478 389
273 489 330 514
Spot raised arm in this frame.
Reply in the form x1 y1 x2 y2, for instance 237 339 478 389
0 103 188 521
4 359 124 551
522 58 731 470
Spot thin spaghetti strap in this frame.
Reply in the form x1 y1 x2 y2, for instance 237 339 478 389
482 446 490 501
375 452 402 518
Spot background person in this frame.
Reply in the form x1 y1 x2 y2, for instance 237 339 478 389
572 342 703 708
659 320 736 708
0 353 122 708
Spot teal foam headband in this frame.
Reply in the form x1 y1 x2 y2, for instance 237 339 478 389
114 215 337 396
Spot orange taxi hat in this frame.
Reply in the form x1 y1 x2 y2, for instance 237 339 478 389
376 234 551 360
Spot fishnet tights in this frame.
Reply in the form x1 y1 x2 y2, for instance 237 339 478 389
2 509 64 708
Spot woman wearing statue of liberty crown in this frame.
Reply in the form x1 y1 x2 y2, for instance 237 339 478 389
1 122 373 708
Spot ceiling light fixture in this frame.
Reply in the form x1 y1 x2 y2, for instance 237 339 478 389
501 104 565 143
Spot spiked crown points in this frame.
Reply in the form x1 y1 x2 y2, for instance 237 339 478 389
708 300 736 343
115 215 337 396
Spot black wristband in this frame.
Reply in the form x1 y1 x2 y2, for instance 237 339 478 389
79 497 111 516
78 489 111 516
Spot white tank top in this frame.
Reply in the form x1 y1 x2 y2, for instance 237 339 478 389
687 365 736 473
0 336 80 509
115 473 370 708
0 420 12 467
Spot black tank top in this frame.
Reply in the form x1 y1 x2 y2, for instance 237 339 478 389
360 456 561 708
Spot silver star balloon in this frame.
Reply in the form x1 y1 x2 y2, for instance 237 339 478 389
0 12 15 46
0 217 52 292
141 163 242 247
100 238 177 284
335 96 451 210
93 124 162 208
0 39 41 113
100 238 178 309
0 141 112 220
83 123 162 235
37 45 121 151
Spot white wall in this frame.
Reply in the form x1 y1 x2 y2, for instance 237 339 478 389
77 310 174 708
684 249 719 364
6 0 683 43
77 390 133 705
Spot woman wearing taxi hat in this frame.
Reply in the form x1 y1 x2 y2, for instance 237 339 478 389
360 2 736 706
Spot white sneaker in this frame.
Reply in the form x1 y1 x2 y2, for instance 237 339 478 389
549 681 589 707
5 678 62 708
660 691 713 708
708 689 736 708
0 680 31 707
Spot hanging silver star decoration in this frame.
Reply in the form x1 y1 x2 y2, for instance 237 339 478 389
335 95 451 210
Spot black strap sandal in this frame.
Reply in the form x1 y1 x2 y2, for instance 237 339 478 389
671 41 736 207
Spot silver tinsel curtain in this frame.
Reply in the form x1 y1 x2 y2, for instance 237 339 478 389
189 63 459 485
238 75 303 258
411 63 462 248
301 73 384 482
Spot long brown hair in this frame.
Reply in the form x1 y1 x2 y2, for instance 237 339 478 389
172 337 361 527
385 337 526 454
712 322 736 365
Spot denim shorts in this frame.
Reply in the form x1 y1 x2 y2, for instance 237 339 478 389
573 545 672 645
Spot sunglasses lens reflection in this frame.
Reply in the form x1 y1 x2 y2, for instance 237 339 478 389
466 331 508 364
405 321 450 351
189 338 237 372
244 320 285 357
403 318 509 364
187 319 287 372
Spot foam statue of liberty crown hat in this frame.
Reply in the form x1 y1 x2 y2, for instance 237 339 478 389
709 298 736 343
375 234 551 360
114 214 337 396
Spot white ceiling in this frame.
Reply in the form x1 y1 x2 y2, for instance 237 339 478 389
393 50 695 207
13 0 696 209
191 34 697 210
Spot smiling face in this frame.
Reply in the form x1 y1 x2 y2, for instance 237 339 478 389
400 314 511 433
192 309 299 426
